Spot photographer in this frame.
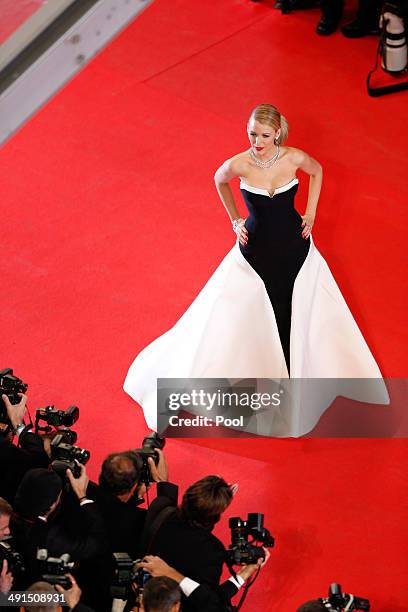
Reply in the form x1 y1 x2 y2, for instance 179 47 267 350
11 465 107 587
146 476 269 611
87 448 176 557
0 394 49 503
77 446 176 611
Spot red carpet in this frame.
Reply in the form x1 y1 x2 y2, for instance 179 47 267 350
1 1 407 609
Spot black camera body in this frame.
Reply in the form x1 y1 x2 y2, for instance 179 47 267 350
35 405 80 445
36 405 79 429
134 432 166 486
111 552 150 601
37 549 74 588
0 368 28 425
320 583 370 611
0 541 25 576
50 435 90 478
226 513 274 566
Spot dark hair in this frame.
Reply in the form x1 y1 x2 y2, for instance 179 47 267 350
142 576 181 612
24 582 58 612
179 475 233 530
0 497 12 517
297 601 327 612
14 469 62 518
99 451 142 495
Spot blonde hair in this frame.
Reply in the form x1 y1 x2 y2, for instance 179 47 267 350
248 104 289 145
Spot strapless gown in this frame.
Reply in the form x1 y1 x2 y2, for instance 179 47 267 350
123 178 388 436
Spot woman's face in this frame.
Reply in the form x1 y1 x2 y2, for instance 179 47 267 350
247 118 280 157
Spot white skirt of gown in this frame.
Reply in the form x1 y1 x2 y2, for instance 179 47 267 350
124 237 389 437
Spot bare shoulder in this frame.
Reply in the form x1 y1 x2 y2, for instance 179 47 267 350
228 150 251 174
214 150 250 182
285 146 309 166
285 146 322 174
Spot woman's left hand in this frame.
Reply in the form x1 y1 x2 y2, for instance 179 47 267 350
301 214 314 239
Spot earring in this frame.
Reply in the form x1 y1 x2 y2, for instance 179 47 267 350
274 136 279 144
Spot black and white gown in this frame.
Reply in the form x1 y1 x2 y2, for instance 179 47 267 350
124 177 388 436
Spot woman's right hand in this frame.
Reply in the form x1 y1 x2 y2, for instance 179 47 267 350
233 218 248 246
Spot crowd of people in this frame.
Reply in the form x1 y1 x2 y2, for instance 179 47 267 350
0 388 368 611
0 391 269 611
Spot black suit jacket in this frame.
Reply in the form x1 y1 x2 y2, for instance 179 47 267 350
86 480 178 558
76 481 178 612
86 481 146 558
0 431 49 503
149 514 238 611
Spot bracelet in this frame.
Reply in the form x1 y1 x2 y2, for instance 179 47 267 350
78 496 88 502
232 218 243 234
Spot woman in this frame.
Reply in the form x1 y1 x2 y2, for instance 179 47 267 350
215 105 320 371
124 104 388 437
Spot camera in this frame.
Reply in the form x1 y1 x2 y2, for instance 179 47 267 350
320 583 370 611
0 368 28 426
0 541 25 576
36 405 79 428
111 552 150 601
134 432 166 486
226 513 274 566
50 434 90 478
37 549 74 589
35 405 79 444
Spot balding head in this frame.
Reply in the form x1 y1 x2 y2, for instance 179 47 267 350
99 451 142 496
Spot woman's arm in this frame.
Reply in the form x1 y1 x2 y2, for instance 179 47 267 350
214 158 242 222
214 157 248 245
289 148 323 239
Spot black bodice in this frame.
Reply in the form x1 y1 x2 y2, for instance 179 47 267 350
240 182 306 252
238 181 310 372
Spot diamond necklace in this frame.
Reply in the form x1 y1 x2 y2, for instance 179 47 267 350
250 145 280 169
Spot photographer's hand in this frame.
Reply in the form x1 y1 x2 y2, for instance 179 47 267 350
237 548 270 582
137 555 184 583
66 463 89 500
148 449 168 483
2 393 27 431
0 560 13 593
55 573 81 609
